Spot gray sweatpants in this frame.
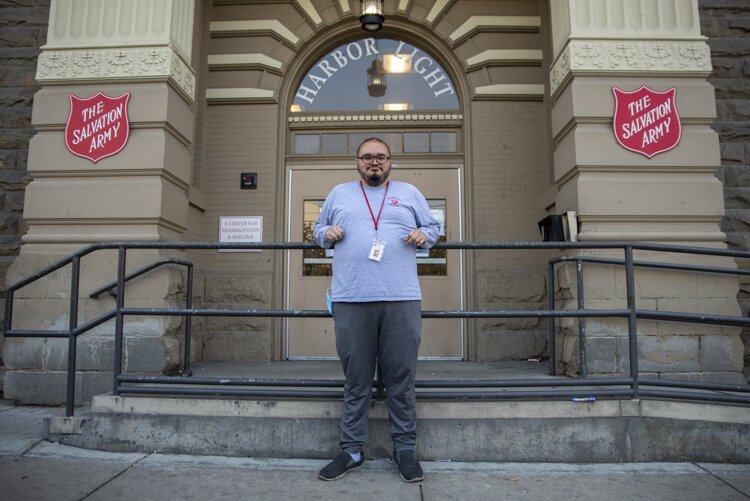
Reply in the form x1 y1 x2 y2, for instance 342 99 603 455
333 301 422 455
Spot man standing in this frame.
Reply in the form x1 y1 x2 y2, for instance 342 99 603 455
314 138 439 483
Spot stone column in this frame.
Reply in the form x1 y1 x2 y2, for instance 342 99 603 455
3 0 197 404
548 0 744 382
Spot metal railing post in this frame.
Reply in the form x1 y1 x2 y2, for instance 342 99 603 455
66 256 81 417
182 263 194 376
113 247 126 395
4 289 13 336
624 245 639 399
547 261 556 375
576 257 587 377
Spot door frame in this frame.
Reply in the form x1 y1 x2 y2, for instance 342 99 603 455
284 161 465 360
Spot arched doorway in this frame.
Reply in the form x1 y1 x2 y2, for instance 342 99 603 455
283 37 466 359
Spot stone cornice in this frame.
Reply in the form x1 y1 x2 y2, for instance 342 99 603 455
426 0 451 24
449 16 540 45
288 112 463 124
474 84 544 100
36 46 196 103
295 0 322 25
209 20 299 47
550 40 712 98
337 0 351 13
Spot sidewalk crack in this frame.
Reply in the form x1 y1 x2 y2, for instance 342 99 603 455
77 452 152 501
18 439 44 457
693 462 750 500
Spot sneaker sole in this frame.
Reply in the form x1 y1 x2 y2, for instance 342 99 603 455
394 455 424 483
399 473 424 483
317 461 363 481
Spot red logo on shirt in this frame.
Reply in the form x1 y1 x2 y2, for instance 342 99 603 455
388 197 400 206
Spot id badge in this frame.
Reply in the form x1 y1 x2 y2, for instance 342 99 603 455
368 238 386 262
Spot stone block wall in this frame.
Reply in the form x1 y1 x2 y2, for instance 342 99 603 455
699 0 750 377
554 251 744 382
2 249 188 404
199 274 273 361
0 0 50 392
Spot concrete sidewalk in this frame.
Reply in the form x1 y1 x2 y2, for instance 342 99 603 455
1 401 749 501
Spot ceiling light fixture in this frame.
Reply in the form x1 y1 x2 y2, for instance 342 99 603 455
360 0 384 32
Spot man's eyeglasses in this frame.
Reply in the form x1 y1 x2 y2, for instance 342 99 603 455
357 154 390 163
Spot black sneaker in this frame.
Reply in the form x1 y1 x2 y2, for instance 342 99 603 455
318 451 365 481
393 450 424 483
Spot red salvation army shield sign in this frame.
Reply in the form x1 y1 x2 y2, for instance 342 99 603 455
65 92 130 163
612 86 681 158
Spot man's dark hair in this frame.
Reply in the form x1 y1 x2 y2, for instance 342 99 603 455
357 137 391 157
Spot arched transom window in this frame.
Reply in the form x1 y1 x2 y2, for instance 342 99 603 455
292 38 459 113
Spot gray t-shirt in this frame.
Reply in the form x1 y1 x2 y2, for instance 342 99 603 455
314 180 440 302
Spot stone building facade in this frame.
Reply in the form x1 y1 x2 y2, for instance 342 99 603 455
0 0 748 403
700 0 750 374
0 0 50 390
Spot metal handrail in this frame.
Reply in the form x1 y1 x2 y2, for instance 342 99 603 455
87 257 195 378
547 254 750 378
4 240 750 417
89 258 193 298
5 252 195 416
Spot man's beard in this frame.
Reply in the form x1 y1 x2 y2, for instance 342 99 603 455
364 168 390 186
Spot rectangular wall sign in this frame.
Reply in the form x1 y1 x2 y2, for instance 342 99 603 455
219 216 263 252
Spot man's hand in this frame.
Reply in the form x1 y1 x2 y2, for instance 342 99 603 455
325 225 345 242
404 229 427 247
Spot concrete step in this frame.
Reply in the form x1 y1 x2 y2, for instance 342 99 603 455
50 394 750 463
45 361 750 462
